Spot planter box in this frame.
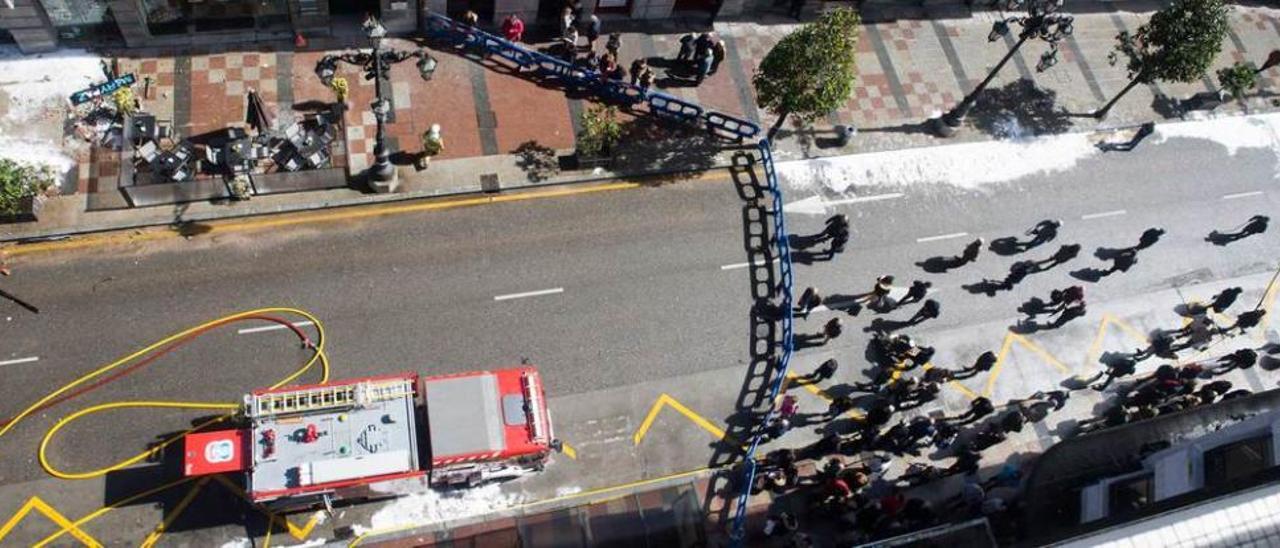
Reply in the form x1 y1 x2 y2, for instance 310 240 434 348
0 194 42 224
563 150 614 171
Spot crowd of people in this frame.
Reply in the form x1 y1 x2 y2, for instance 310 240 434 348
479 4 728 91
750 214 1276 545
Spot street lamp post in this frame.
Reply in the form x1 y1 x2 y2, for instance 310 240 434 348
932 0 1073 137
315 16 437 190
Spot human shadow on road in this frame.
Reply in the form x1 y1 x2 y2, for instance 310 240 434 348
915 255 966 274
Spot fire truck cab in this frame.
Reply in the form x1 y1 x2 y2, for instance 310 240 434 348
183 366 557 511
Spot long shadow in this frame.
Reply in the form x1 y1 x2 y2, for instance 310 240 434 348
701 149 783 530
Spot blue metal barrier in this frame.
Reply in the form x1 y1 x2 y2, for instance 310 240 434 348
726 139 794 546
421 12 759 140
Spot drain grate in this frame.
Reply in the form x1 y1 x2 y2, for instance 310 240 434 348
480 173 500 193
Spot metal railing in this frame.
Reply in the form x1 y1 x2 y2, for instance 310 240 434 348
727 139 794 545
421 13 760 141
420 14 788 544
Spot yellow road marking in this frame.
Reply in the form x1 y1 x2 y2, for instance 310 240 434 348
140 477 210 548
784 372 865 419
561 442 578 460
5 173 729 258
212 475 321 541
632 393 734 446
0 496 101 547
32 477 194 547
1259 281 1278 341
983 331 1071 398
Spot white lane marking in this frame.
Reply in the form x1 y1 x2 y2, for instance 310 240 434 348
0 356 39 367
915 231 969 243
1222 190 1264 200
720 258 780 271
1081 209 1127 220
826 193 905 206
237 321 315 335
494 287 565 301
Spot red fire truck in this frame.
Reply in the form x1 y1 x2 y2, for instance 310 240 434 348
182 366 559 510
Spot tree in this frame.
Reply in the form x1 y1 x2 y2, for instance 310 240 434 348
754 7 860 141
1095 0 1229 119
1217 62 1259 101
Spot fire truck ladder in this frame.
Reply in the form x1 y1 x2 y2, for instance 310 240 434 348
249 379 415 418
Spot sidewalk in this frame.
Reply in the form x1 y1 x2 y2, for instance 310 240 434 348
3 4 1279 242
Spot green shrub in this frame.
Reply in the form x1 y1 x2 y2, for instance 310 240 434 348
0 158 54 216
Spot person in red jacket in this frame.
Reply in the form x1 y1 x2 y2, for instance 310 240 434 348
501 14 525 42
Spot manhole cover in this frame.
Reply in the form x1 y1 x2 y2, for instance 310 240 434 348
480 173 500 193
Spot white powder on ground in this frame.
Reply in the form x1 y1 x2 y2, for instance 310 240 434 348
0 138 76 175
351 484 525 536
774 130 1098 194
555 486 583 497
218 538 252 548
0 46 103 123
1153 111 1280 158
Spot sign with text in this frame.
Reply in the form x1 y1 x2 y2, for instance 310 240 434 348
69 73 137 106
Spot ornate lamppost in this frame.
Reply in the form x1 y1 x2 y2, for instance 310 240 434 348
932 0 1073 137
316 16 437 189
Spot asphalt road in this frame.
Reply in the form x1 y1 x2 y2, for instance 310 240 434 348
0 126 1277 543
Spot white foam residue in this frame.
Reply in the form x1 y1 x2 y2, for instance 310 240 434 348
285 539 328 547
219 538 252 548
774 131 1098 194
0 46 104 122
1152 111 1280 156
555 486 583 497
0 137 76 175
352 484 524 536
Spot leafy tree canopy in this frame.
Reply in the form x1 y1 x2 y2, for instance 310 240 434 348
1217 62 1258 100
753 8 861 122
1109 0 1228 84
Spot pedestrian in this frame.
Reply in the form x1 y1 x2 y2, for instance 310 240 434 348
947 444 982 476
802 358 839 383
605 32 621 59
824 213 850 234
823 317 843 342
1003 261 1032 287
1042 243 1081 267
1048 285 1085 313
1136 227 1165 250
694 32 713 60
1208 348 1258 375
954 351 997 379
1222 308 1266 335
561 26 580 54
1242 214 1270 236
1109 249 1138 273
1090 356 1137 391
864 397 895 429
826 394 856 418
907 299 941 325
1209 286 1243 313
999 408 1026 434
637 66 655 91
778 394 799 420
1027 219 1062 247
763 511 798 537
865 275 894 306
948 396 994 424
629 58 646 86
960 238 983 264
559 6 575 35
796 286 821 316
711 37 727 74
585 14 601 49
676 34 694 62
1198 380 1233 403
923 366 955 383
902 280 931 305
462 9 479 26
501 14 525 42
695 50 713 83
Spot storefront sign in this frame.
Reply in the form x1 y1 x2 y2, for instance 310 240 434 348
69 73 137 105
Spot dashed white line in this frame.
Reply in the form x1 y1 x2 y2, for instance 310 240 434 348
825 193 905 206
720 258 780 271
1222 190 1264 200
237 321 315 335
1081 209 1127 220
494 287 565 301
0 356 39 367
915 231 969 243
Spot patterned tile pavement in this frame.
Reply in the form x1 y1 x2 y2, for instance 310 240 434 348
79 5 1280 193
